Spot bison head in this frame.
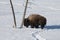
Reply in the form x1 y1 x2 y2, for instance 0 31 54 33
24 18 30 27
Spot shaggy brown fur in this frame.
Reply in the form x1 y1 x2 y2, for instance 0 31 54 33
24 14 47 29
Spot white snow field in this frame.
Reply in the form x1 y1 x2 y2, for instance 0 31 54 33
0 0 60 40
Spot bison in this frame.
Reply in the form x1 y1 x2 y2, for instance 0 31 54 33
24 14 47 29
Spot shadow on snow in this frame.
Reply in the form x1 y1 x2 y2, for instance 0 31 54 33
45 25 60 29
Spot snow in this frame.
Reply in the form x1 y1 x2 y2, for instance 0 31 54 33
0 0 60 40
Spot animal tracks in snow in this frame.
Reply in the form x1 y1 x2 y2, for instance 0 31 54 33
32 29 47 40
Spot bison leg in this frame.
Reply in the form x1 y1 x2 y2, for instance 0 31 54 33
30 25 34 28
41 25 45 29
35 25 39 28
31 26 34 28
25 26 28 28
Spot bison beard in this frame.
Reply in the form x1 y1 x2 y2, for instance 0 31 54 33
24 14 47 29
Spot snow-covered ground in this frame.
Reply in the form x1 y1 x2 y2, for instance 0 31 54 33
0 0 60 40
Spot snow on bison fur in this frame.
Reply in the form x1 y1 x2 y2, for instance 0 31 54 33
24 14 47 29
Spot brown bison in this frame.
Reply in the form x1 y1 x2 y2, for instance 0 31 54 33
24 14 47 29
